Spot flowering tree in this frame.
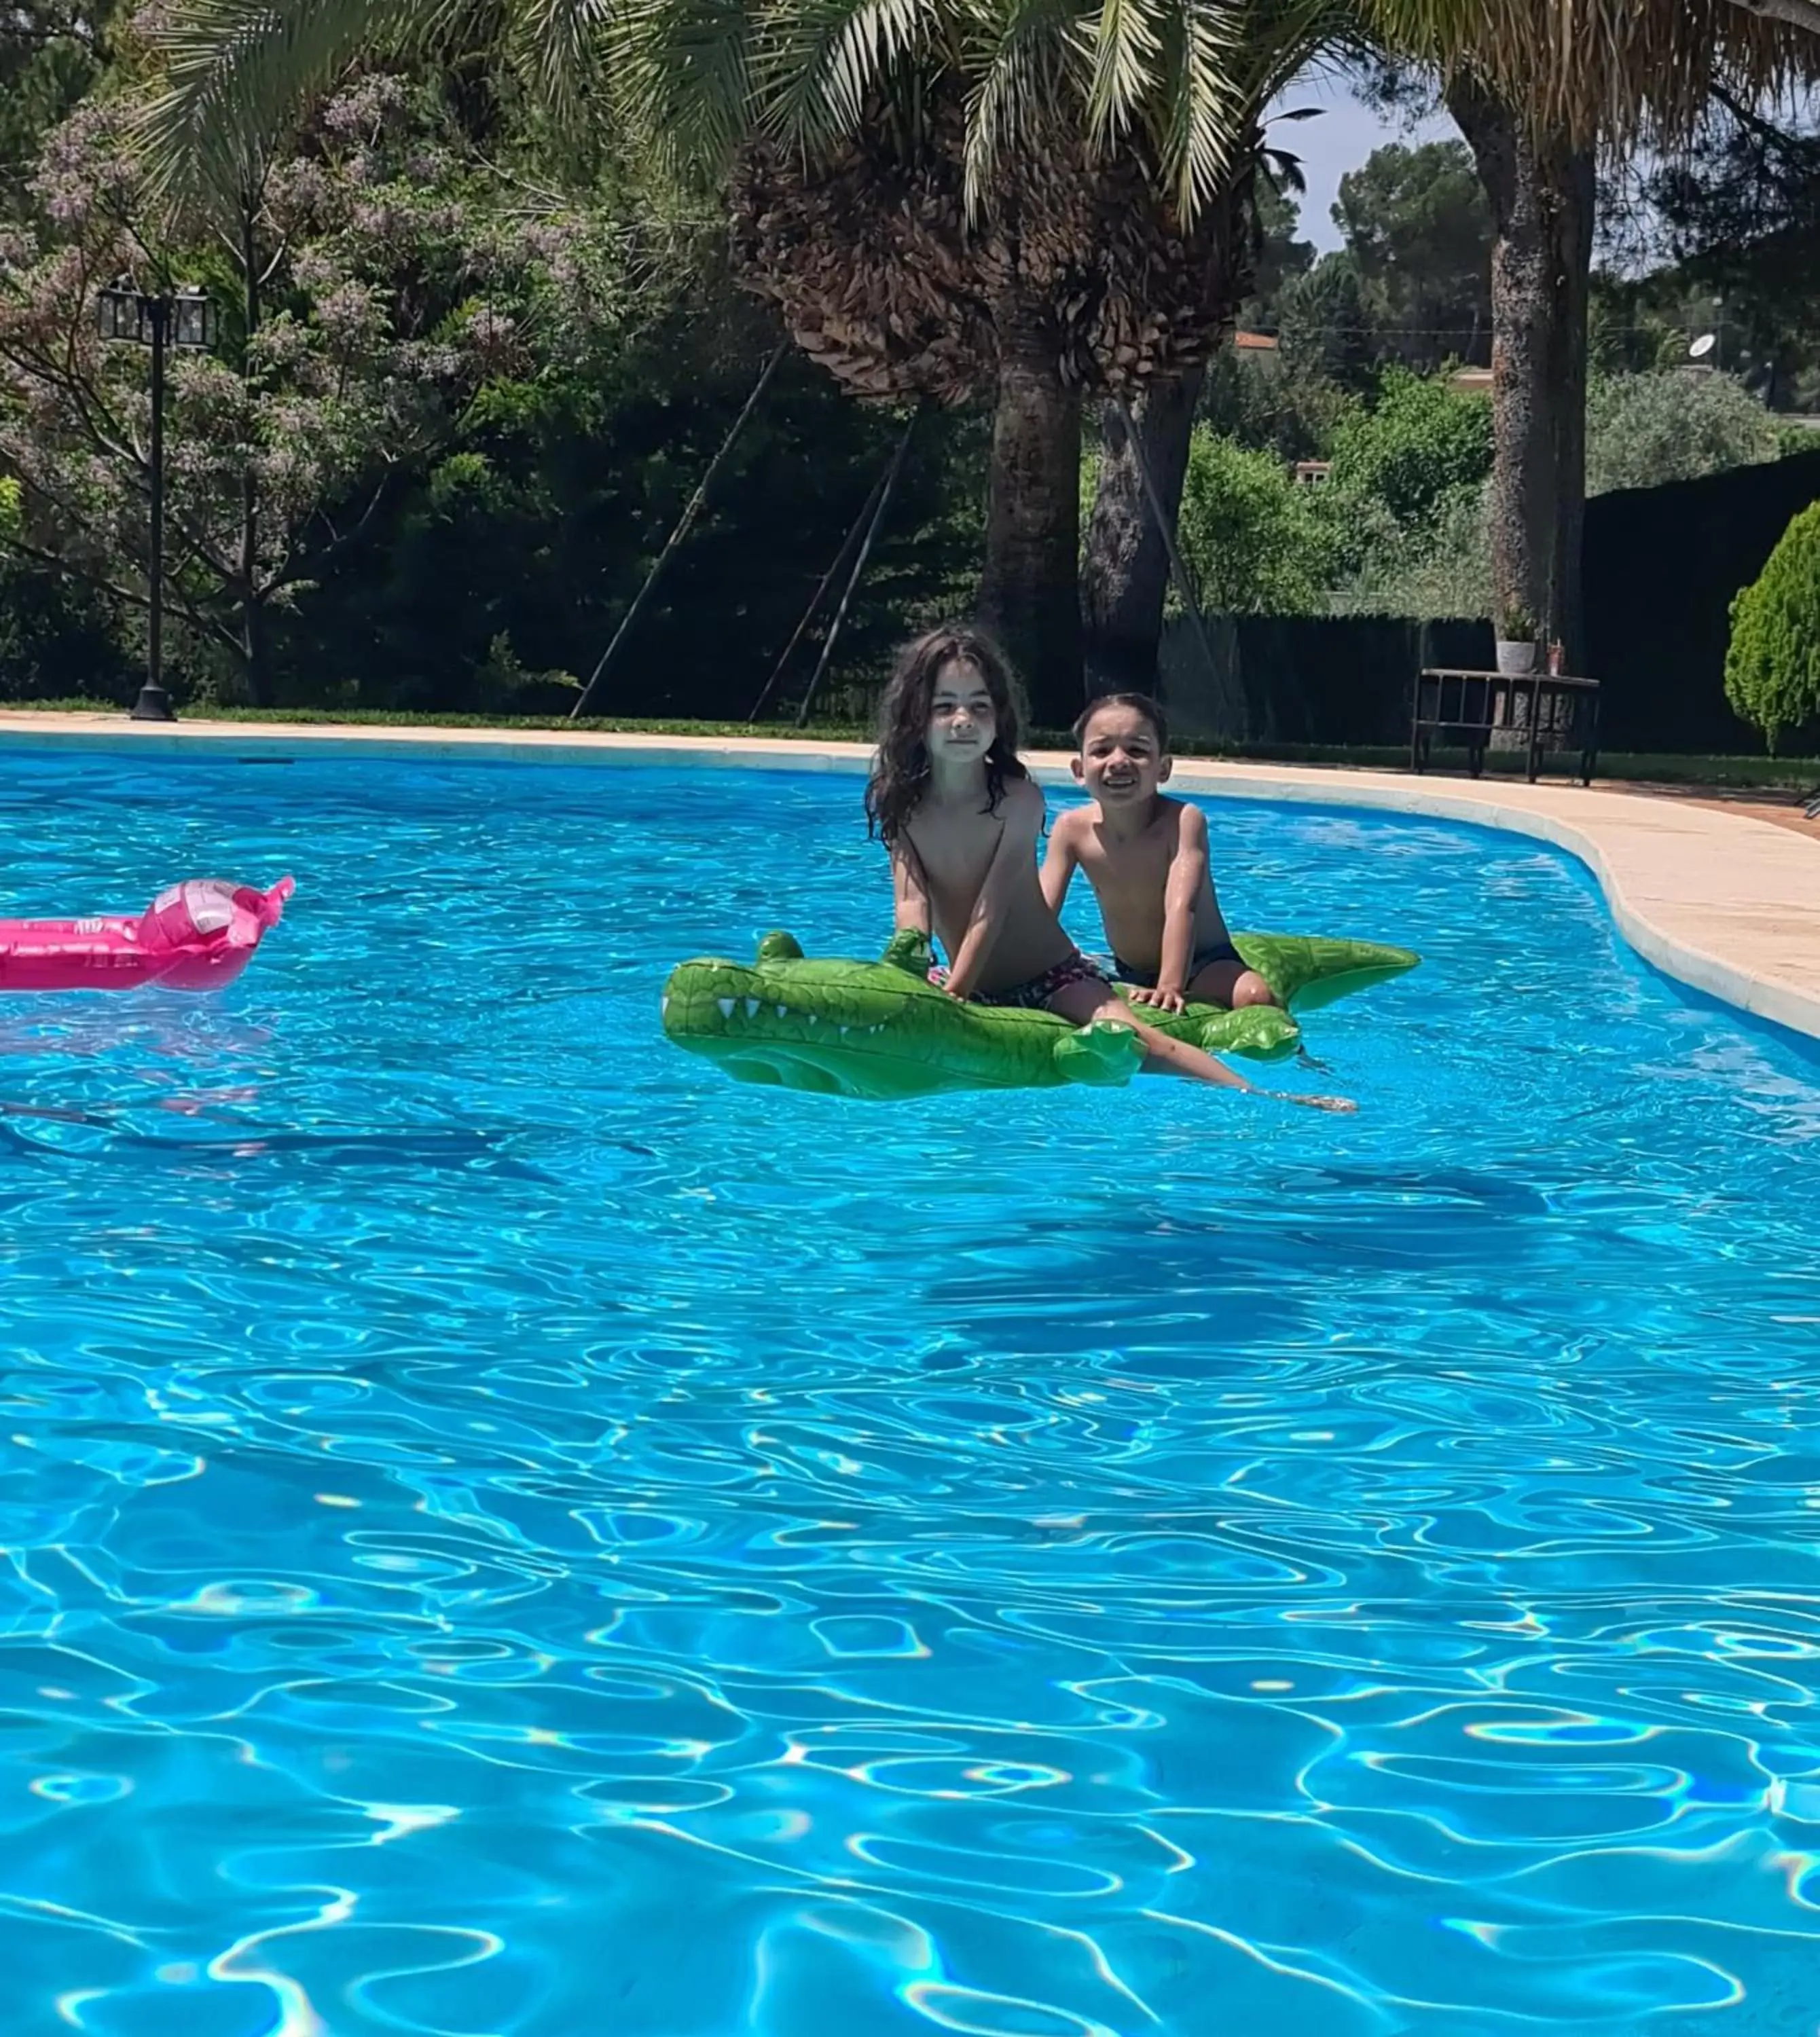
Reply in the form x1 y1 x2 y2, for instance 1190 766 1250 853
0 73 626 702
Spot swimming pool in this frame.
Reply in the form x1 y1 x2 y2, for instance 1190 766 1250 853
0 750 1816 2036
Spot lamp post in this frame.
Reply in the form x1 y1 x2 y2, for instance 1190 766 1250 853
96 280 217 722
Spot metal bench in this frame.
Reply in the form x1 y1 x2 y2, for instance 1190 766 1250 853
1413 668 1601 785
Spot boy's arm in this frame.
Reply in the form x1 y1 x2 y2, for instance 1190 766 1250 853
945 783 1043 999
1148 803 1209 1012
890 841 933 938
1038 812 1079 916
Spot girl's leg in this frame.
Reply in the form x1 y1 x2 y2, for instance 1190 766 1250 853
1048 979 1358 1112
1046 980 1252 1093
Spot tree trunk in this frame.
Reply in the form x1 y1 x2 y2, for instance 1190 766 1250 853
1552 145 1595 672
1081 365 1205 697
1448 79 1595 663
977 317 1082 732
240 599 271 708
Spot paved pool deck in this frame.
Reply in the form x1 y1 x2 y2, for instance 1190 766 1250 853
3 712 1816 1045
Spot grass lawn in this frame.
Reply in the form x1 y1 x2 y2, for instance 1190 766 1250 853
2 700 1815 792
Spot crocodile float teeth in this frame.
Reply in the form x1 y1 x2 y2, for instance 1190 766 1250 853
775 1004 787 1019
744 998 761 1019
717 998 735 1020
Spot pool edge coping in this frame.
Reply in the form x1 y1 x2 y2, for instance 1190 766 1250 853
4 713 1817 1044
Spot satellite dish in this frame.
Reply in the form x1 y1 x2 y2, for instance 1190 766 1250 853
1690 333 1717 359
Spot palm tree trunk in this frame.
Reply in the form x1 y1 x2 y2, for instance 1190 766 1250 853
1448 79 1595 662
978 315 1082 731
1081 365 1205 696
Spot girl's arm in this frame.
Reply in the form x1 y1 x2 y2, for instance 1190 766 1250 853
1038 813 1078 916
1148 803 1210 1013
945 783 1043 999
890 841 933 936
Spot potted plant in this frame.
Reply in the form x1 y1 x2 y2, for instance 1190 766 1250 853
1495 604 1537 676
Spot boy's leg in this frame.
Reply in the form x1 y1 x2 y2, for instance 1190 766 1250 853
1047 978 1252 1093
1185 955 1278 1010
1048 974 1357 1112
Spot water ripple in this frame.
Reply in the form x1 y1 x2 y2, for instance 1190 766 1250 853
0 756 1813 2033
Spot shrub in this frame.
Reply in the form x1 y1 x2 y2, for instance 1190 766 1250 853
1587 371 1783 496
1724 499 1820 752
1176 430 1337 615
1325 366 1493 529
1328 481 1493 621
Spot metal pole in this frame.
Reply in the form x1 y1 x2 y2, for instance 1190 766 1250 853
570 340 788 720
794 416 914 729
746 460 890 724
134 296 176 722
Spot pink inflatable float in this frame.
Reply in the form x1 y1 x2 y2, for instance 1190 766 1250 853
0 877 293 993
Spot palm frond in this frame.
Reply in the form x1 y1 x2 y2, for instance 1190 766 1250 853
1085 0 1165 147
1260 142 1308 194
753 0 938 156
136 0 459 210
960 0 1086 219
1360 0 1820 147
1237 0 1349 107
608 0 757 184
1133 0 1341 220
1154 0 1241 219
1739 0 1820 33
508 0 617 135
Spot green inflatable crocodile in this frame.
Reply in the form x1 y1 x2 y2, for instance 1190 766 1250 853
661 928 1418 1101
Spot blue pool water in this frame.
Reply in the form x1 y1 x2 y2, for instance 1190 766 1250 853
0 751 1816 2037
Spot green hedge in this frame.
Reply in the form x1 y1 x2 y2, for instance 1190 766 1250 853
1584 448 1820 752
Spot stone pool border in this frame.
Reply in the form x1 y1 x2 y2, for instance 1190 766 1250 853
3 713 1817 1045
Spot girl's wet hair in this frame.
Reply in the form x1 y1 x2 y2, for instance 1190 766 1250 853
864 624 1029 848
1073 691 1169 751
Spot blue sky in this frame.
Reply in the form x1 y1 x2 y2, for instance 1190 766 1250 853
1265 71 1457 253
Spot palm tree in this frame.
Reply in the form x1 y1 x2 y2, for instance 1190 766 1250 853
1361 0 1820 660
720 65 1280 724
138 0 1339 725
